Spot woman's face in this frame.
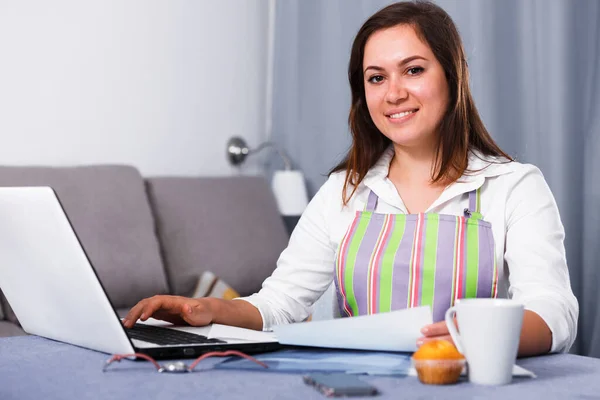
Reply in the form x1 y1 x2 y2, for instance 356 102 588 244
363 24 449 149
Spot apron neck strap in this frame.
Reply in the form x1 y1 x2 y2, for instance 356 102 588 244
464 188 482 219
365 190 378 212
468 188 481 213
366 189 481 216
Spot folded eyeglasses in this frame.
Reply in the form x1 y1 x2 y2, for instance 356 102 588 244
103 350 268 373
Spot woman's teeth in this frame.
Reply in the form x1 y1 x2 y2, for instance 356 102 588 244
389 110 416 118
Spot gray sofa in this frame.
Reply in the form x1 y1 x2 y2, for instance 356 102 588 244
0 165 290 337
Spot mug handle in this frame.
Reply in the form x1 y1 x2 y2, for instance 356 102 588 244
445 306 465 355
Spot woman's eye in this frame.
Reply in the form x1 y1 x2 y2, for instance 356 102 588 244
367 75 384 84
407 66 424 75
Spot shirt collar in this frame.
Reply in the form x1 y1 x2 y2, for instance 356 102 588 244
459 150 515 182
362 146 516 211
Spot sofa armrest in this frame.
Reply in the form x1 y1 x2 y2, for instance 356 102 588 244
0 165 169 324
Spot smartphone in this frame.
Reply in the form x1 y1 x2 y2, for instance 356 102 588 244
303 373 379 397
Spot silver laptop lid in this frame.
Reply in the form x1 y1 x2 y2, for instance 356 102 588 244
0 186 134 355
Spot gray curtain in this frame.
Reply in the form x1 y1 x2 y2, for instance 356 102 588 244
270 0 600 357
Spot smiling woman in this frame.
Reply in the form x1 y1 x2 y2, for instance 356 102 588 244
124 1 578 359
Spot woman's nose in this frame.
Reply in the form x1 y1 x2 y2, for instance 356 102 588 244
385 78 408 103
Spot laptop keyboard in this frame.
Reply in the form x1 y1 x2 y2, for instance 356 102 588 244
126 323 227 345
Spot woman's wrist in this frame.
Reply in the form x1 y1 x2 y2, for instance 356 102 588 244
202 297 263 330
203 297 221 324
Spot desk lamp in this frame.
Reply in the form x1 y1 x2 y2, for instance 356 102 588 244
226 137 309 232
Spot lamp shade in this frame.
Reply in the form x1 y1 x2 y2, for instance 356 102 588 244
271 170 309 216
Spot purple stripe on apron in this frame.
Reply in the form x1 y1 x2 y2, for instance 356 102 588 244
432 216 457 322
390 217 418 310
366 191 378 211
352 215 385 315
469 190 477 212
476 225 494 298
336 285 347 318
373 217 394 313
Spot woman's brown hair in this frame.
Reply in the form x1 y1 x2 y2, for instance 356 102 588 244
331 0 512 205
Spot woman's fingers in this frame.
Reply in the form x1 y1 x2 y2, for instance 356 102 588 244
122 296 186 327
416 318 458 347
420 320 450 337
416 334 455 347
122 298 150 327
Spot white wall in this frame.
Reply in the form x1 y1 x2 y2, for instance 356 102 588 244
0 1 269 176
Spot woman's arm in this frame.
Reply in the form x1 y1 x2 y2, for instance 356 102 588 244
418 309 550 357
503 165 579 353
125 174 343 331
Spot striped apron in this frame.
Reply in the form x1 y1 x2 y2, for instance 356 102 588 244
334 188 497 322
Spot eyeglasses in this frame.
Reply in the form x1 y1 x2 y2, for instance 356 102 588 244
103 350 269 373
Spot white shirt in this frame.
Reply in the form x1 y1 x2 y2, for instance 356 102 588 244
241 147 579 353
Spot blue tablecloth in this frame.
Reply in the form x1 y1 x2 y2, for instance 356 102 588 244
1 335 598 400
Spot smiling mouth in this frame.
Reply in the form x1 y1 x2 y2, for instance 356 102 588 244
388 109 418 119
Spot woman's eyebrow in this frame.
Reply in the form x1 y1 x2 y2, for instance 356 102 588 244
364 55 428 74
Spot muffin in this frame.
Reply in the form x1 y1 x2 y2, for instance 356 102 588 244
411 339 466 385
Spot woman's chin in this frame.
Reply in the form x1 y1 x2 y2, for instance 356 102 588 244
383 132 434 149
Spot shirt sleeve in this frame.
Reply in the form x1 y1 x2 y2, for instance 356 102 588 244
504 165 579 353
238 174 341 330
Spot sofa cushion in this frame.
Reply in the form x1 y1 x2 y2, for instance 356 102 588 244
146 176 289 297
0 165 169 323
0 320 26 337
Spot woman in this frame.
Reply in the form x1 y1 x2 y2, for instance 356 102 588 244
124 1 578 356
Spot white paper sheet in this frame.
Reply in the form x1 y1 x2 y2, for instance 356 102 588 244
208 324 278 342
272 306 433 352
134 318 277 342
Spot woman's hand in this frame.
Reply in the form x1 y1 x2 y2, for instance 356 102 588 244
122 295 214 328
417 319 456 347
417 310 553 357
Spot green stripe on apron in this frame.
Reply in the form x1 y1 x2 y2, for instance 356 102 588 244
379 218 405 312
420 214 439 309
465 220 479 298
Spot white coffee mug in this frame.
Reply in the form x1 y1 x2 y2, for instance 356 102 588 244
445 299 524 385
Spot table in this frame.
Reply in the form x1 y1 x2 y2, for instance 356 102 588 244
1 336 599 400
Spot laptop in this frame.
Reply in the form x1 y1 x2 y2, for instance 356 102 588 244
0 186 281 359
